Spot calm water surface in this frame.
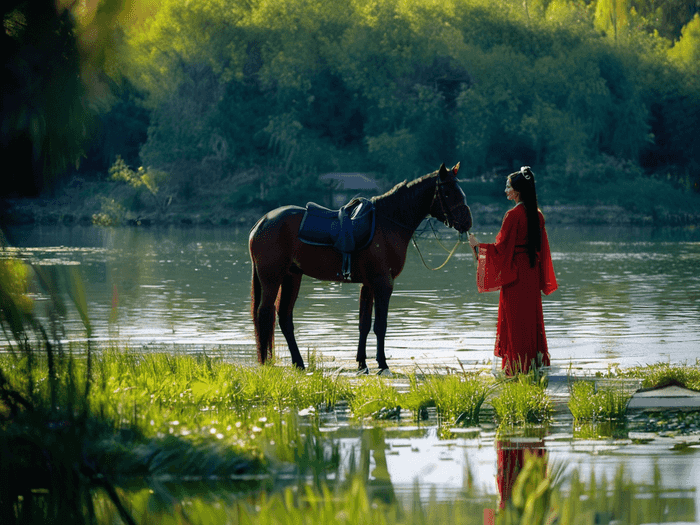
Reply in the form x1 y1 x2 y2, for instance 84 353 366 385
5 223 699 373
4 223 700 517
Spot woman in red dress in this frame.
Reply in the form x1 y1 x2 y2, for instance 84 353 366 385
468 167 557 375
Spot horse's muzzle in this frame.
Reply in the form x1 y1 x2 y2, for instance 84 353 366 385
453 205 473 234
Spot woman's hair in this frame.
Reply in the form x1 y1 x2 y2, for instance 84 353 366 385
508 166 540 268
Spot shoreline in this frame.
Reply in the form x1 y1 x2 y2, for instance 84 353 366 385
2 197 699 230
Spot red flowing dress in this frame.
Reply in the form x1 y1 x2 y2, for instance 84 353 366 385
476 204 557 375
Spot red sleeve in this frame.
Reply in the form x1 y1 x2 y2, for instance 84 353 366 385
476 209 519 293
539 225 558 295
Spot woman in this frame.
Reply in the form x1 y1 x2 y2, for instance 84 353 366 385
469 167 557 375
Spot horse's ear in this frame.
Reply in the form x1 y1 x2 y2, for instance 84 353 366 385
439 163 447 178
452 162 460 175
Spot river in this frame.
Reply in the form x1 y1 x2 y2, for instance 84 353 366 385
4 222 699 374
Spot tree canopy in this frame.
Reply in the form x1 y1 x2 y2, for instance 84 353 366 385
3 0 699 203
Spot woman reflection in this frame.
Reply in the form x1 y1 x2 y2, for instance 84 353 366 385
496 436 547 510
469 167 557 376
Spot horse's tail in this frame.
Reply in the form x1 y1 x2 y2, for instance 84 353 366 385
251 261 274 364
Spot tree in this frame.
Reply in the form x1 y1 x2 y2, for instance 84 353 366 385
1 0 136 197
668 12 700 69
595 0 633 39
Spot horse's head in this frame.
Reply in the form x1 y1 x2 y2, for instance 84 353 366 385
431 163 472 233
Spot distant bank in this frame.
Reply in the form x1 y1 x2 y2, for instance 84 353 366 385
2 196 699 230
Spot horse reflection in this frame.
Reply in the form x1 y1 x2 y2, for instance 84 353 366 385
358 427 396 505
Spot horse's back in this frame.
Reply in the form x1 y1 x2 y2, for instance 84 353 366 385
249 205 304 244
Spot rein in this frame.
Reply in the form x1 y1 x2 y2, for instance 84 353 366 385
413 173 465 271
411 232 462 271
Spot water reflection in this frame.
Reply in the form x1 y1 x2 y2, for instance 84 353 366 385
358 427 396 505
495 432 547 510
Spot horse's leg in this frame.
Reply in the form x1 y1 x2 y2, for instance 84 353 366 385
278 272 305 370
356 284 374 371
252 264 281 365
372 278 394 371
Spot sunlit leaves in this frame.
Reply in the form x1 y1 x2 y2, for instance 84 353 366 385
0 258 33 341
668 13 700 74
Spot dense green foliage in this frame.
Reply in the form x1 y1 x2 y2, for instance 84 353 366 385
4 0 700 212
101 0 700 209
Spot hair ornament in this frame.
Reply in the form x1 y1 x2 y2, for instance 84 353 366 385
520 166 533 181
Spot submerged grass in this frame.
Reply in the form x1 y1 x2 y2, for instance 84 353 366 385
87 456 689 525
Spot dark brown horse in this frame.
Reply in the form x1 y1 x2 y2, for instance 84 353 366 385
249 163 472 372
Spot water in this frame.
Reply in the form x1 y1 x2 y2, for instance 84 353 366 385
4 223 700 518
4 223 699 374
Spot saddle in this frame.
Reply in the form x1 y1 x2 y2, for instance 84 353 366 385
298 197 376 280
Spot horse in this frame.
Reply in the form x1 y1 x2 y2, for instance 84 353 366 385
249 162 472 373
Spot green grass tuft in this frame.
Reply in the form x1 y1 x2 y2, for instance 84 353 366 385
491 375 552 426
568 381 631 421
405 371 492 426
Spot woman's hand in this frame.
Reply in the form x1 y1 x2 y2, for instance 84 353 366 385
468 233 479 249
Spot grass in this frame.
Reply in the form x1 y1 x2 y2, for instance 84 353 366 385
491 375 552 426
404 370 492 426
568 381 631 422
616 362 700 391
567 362 700 424
2 347 698 524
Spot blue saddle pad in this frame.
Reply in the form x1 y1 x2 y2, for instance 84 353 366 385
298 198 375 252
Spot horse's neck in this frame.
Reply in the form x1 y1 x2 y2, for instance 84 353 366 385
374 174 436 233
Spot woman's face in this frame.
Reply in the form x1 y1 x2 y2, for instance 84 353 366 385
505 178 520 202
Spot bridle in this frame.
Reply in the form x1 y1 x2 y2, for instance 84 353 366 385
411 171 469 271
431 170 467 231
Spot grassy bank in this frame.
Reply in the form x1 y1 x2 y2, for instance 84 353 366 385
1 348 699 524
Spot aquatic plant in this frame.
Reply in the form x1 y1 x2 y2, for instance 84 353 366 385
568 381 631 421
0 257 136 525
491 375 552 426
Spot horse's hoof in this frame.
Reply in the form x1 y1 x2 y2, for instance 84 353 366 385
356 367 370 376
377 368 392 377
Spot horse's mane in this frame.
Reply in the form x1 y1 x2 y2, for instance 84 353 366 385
371 170 438 229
